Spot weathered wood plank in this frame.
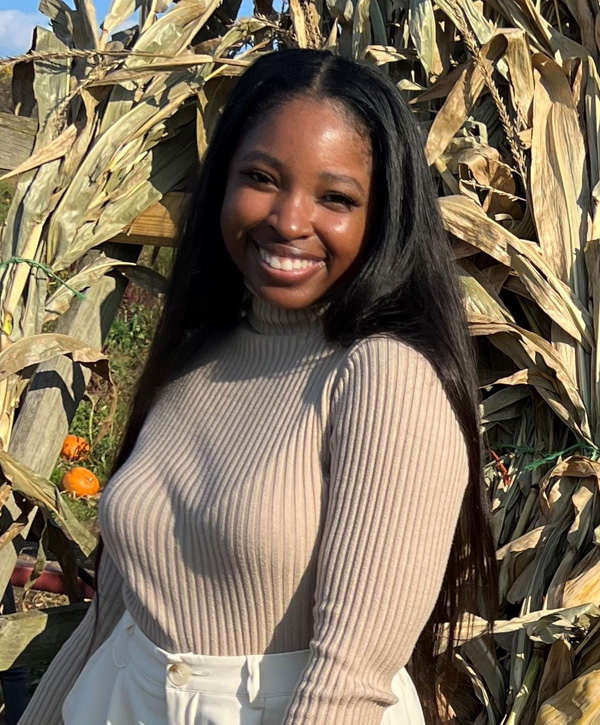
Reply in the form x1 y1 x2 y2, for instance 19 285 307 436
0 602 89 669
0 112 36 174
111 192 188 248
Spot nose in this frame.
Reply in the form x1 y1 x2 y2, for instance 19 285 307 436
267 190 313 241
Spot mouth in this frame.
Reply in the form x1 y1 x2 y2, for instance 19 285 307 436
251 240 326 283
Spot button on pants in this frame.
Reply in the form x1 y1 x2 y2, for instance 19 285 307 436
62 611 425 724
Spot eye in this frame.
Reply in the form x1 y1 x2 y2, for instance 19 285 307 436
241 169 275 186
321 192 359 210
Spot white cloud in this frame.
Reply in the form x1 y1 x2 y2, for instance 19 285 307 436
0 10 48 56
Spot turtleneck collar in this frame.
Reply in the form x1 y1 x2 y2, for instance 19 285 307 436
245 288 328 336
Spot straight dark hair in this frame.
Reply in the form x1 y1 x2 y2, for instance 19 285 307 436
94 48 497 721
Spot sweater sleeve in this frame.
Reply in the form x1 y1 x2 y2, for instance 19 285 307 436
282 336 470 725
18 548 125 725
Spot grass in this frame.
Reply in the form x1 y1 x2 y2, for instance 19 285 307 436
50 246 174 519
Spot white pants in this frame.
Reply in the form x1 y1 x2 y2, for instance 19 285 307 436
63 611 425 724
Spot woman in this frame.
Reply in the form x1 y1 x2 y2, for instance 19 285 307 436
19 48 496 725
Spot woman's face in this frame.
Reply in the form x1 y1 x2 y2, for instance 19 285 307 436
220 96 374 309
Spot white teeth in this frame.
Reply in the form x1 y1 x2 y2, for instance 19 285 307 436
257 245 320 272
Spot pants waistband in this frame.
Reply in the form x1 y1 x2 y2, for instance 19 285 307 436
113 611 311 703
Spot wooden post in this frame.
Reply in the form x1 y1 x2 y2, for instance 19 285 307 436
111 192 187 248
0 603 89 669
0 112 36 174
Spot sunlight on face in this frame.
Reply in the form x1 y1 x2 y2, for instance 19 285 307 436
220 97 374 309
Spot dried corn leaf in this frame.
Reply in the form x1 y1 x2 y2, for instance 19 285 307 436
0 125 78 182
575 620 600 676
74 0 100 49
494 0 552 51
438 195 511 265
48 73 197 268
537 641 573 710
88 55 247 85
531 54 589 289
436 0 492 46
481 385 530 424
118 265 168 296
0 334 106 383
425 35 508 165
458 264 514 321
470 315 592 441
510 252 593 350
0 522 26 552
44 254 167 319
461 637 506 715
454 653 499 725
99 0 220 132
503 28 535 128
440 196 594 347
536 665 600 723
351 0 372 57
526 605 600 644
102 0 139 35
0 449 96 556
364 45 411 65
408 0 435 74
562 549 600 609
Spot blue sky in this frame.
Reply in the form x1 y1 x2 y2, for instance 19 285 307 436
0 0 254 58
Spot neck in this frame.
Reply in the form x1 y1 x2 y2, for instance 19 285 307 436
245 290 328 336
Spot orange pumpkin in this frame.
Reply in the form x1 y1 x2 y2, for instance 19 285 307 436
60 435 90 462
62 467 100 498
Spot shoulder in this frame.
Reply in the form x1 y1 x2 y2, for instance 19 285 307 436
334 334 443 395
331 334 462 438
329 335 469 471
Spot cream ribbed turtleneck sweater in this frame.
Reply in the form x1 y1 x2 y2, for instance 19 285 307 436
20 294 469 725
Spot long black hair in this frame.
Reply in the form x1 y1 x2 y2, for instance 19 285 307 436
95 48 497 722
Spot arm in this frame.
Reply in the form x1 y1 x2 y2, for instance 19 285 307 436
283 337 470 725
18 548 125 725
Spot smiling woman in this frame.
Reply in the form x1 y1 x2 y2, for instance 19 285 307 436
18 49 497 725
221 98 373 308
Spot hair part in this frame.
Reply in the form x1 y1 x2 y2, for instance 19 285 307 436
94 49 497 722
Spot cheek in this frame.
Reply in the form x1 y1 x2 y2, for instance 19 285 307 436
221 185 267 237
320 213 370 271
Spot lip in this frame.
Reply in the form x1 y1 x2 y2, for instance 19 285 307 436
251 239 326 262
251 241 326 284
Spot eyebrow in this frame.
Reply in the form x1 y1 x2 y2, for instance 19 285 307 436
239 151 283 171
238 151 366 197
319 171 365 197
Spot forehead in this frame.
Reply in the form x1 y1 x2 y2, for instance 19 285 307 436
233 97 372 175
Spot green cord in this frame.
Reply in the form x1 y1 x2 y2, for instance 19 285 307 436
492 442 600 470
0 256 87 301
